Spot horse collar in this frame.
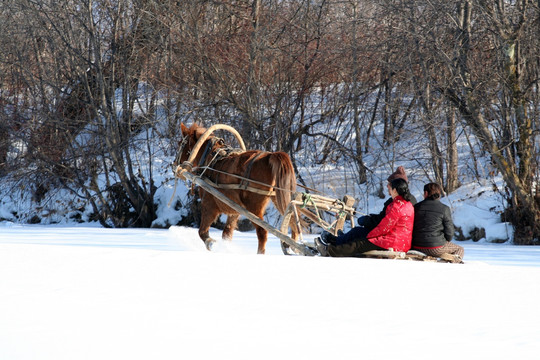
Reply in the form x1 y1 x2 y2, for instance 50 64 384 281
199 137 224 167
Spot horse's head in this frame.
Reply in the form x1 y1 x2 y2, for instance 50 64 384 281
174 123 205 169
175 122 227 165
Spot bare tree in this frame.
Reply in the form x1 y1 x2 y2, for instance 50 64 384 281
433 0 539 243
0 0 172 226
377 0 539 243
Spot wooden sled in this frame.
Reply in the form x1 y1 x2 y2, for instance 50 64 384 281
359 249 464 263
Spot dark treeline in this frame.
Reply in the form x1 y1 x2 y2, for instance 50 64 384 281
0 1 539 244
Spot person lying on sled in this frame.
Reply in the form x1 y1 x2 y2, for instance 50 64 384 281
315 178 414 257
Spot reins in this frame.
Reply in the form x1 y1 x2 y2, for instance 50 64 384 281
194 166 288 194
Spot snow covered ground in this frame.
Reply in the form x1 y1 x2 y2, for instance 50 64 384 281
2 224 540 360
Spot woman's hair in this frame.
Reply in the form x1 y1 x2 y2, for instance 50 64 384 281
390 178 413 202
423 182 443 200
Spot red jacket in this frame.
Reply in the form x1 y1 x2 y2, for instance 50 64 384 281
367 195 414 252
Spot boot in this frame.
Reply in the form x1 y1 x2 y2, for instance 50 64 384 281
320 231 338 245
315 237 329 257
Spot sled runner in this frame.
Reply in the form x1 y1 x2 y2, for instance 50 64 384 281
358 249 464 263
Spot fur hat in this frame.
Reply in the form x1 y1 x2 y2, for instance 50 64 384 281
387 166 408 183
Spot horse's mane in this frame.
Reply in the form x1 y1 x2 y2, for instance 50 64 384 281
189 123 207 139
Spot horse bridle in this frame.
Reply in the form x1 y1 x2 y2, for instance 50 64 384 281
174 136 189 167
174 135 227 172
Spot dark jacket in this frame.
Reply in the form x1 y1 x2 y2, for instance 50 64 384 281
412 198 454 248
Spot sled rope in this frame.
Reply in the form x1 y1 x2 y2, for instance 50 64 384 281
167 176 179 207
169 163 297 207
194 166 294 194
300 193 327 230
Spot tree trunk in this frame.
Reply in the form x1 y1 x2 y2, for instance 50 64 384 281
351 2 367 184
446 109 459 193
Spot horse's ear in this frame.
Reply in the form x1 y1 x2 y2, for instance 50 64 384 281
180 123 188 136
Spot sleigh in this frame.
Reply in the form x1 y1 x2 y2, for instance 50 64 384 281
172 123 462 263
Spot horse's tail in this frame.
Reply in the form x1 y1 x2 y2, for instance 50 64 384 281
269 151 296 215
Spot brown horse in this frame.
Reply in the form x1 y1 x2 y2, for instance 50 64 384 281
175 123 299 254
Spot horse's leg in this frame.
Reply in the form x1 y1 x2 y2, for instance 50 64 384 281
254 223 268 254
222 214 239 242
199 203 220 251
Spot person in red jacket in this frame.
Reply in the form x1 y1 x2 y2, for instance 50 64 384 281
315 178 415 257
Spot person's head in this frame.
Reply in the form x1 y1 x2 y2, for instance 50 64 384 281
423 182 443 200
387 166 408 183
389 178 413 202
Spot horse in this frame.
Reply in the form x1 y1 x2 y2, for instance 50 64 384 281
174 123 299 254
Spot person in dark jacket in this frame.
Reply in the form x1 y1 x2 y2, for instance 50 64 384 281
412 183 464 261
327 166 417 246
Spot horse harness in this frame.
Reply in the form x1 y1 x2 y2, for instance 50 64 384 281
193 137 276 196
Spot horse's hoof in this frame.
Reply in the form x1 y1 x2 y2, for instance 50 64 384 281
205 239 216 251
